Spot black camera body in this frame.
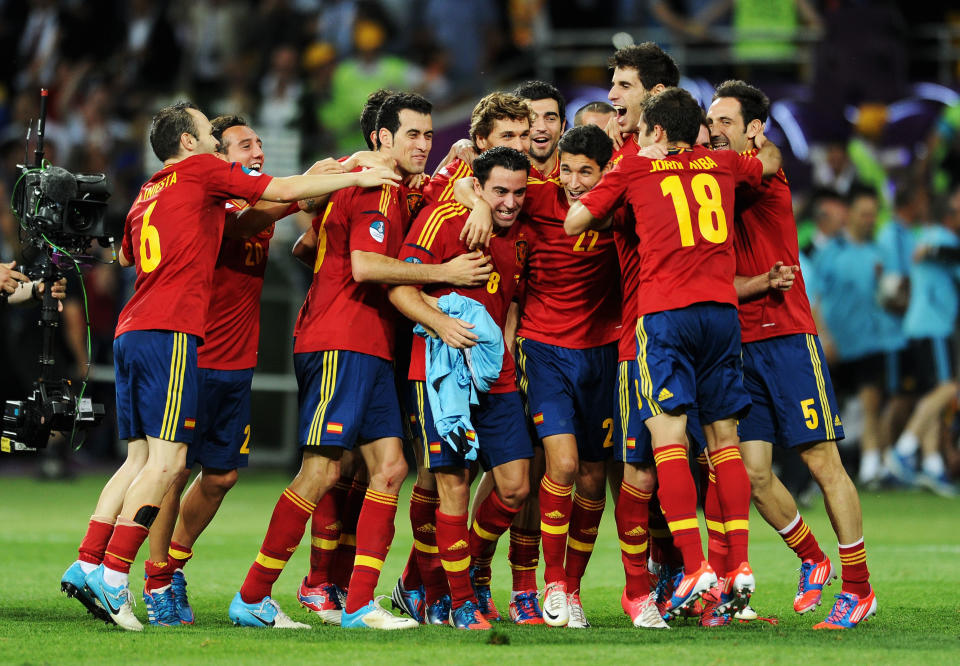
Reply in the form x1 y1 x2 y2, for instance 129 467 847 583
1 381 104 453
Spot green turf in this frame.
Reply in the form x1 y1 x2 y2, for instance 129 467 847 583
1 471 957 664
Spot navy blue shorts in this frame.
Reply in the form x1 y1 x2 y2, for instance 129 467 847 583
515 338 616 462
634 303 750 425
294 350 403 450
409 381 533 472
740 333 844 448
614 360 707 464
115 330 198 443
906 336 955 394
187 367 254 470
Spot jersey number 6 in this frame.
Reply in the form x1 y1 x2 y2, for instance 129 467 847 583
140 200 162 272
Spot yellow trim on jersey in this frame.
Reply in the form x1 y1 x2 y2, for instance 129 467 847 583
307 351 339 447
540 521 570 535
255 552 287 570
806 334 836 440
378 184 390 216
313 202 334 274
635 318 662 417
354 555 385 571
472 521 498 542
439 162 471 201
441 556 472 573
567 537 595 553
619 540 648 555
667 518 699 532
416 202 464 252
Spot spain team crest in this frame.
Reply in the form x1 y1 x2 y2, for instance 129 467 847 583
515 236 529 266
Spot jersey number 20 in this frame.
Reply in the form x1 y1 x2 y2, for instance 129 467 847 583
660 173 727 247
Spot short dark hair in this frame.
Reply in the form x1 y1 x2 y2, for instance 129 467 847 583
558 125 613 169
375 92 432 148
608 42 679 90
513 80 566 124
149 101 200 161
210 114 248 154
574 101 615 126
847 183 879 207
640 87 701 146
361 89 394 149
712 79 770 126
469 92 532 146
472 146 531 186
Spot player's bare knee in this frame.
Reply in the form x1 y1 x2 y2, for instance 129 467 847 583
372 456 408 494
496 478 529 508
746 465 773 497
547 455 578 484
201 468 239 498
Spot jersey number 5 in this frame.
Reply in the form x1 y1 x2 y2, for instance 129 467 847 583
139 200 162 272
660 173 727 247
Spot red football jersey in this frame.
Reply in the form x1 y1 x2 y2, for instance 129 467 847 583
580 146 763 317
611 208 640 362
733 152 817 343
530 156 560 182
399 201 529 393
421 158 472 209
293 183 404 360
116 153 272 339
517 178 620 348
611 135 640 167
198 200 298 370
400 174 430 232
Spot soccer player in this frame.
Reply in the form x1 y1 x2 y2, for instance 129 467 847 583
567 87 781 619
389 146 535 630
606 42 680 160
513 80 566 180
707 80 876 629
139 115 337 626
60 101 401 631
422 92 532 209
228 93 484 631
574 101 616 129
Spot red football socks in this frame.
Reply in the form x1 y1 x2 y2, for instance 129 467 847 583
436 511 475 606
703 468 729 575
539 475 574 585
403 485 438 590
838 538 871 597
469 490 519 562
709 445 751 571
240 488 315 603
345 489 398 613
167 540 193 572
653 445 703 573
78 515 114 566
778 512 825 563
616 482 651 598
306 492 340 587
508 526 540 592
564 493 605 592
144 559 173 592
102 517 149 575
329 477 366 590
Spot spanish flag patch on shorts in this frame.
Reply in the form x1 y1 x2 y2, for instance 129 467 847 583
326 422 343 434
533 412 544 425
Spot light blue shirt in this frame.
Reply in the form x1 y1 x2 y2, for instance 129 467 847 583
903 225 960 340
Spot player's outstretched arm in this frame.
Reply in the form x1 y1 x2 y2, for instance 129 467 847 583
388 285 478 348
292 227 318 268
564 201 613 235
351 250 491 287
735 261 798 302
261 167 400 203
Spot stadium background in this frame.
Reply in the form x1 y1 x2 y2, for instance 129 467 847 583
1 1 959 490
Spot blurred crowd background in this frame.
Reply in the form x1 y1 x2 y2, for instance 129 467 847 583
2 0 960 498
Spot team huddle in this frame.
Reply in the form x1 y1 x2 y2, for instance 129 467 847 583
58 42 876 633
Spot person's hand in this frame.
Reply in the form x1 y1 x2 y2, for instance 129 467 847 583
452 139 478 167
767 261 799 291
604 115 625 150
1 261 28 294
459 202 493 250
346 150 396 172
753 123 767 149
443 250 492 287
305 158 346 175
431 315 479 348
356 166 401 188
638 144 668 160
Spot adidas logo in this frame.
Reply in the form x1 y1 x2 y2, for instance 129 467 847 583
834 415 842 427
324 521 341 531
582 527 599 535
286 545 299 553
449 539 468 551
658 387 674 401
546 510 565 519
624 525 646 537
417 523 437 534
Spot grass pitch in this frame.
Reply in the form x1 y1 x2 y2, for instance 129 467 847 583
1 470 957 664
